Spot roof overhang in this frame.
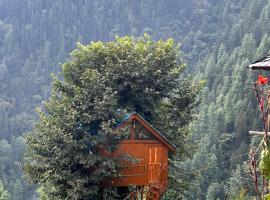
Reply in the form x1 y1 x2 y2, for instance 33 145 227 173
248 55 270 70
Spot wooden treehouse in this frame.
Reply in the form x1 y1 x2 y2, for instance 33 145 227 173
111 112 176 200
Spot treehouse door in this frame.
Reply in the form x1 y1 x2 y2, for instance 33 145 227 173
148 145 163 183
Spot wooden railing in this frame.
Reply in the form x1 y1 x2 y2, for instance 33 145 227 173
123 163 167 200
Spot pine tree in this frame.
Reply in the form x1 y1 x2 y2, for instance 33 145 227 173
12 180 23 200
226 163 255 199
256 33 270 58
206 182 223 200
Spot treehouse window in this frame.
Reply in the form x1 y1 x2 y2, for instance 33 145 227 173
134 121 156 140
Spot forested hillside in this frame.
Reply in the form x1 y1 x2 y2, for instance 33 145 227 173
189 0 270 199
0 0 269 199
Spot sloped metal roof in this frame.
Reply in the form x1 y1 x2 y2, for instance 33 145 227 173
248 55 270 70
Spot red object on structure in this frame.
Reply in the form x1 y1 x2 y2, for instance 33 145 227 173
258 75 268 85
110 112 176 200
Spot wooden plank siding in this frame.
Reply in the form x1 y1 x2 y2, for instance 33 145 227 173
111 140 168 187
106 112 174 190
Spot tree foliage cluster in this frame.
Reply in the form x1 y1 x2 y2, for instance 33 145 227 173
24 35 200 200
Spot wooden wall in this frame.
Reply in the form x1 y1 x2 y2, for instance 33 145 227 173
111 140 168 187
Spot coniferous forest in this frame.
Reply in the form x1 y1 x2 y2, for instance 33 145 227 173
1 0 270 199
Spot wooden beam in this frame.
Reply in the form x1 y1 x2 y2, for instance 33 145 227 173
130 119 135 140
249 131 270 136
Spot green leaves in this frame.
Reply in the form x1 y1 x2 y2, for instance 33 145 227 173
259 147 270 179
265 194 270 200
24 35 198 199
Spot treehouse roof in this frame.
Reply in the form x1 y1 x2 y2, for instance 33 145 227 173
116 112 177 153
248 55 270 70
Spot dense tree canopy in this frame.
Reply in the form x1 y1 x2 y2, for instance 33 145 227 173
23 36 200 199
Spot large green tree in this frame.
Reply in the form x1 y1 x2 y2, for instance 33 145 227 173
23 35 200 199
